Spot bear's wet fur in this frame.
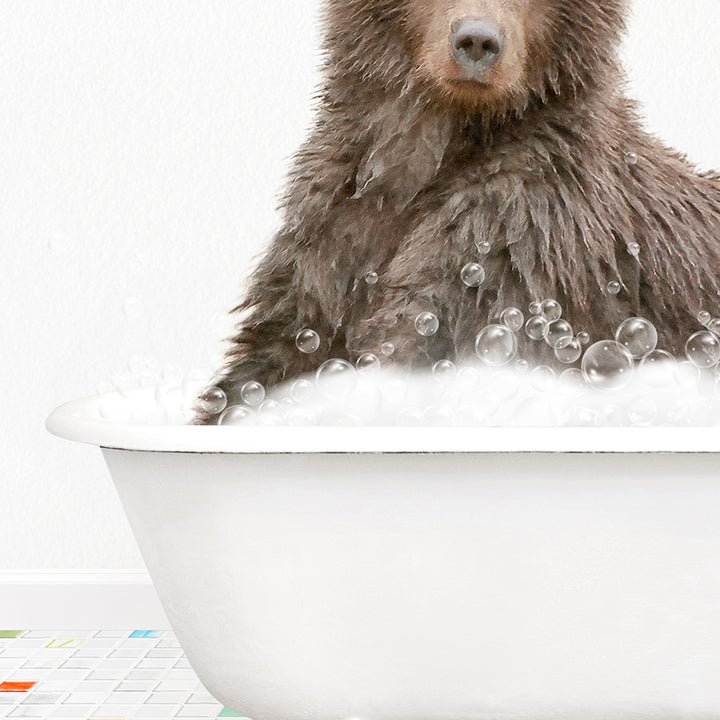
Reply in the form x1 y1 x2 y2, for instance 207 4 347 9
196 0 720 422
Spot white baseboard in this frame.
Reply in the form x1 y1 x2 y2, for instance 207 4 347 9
0 571 170 629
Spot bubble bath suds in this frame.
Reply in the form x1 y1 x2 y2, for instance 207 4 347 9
96 300 720 428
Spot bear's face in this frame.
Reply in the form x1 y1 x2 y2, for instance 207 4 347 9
410 0 548 111
324 0 628 112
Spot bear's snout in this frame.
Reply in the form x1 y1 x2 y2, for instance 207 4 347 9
449 17 506 76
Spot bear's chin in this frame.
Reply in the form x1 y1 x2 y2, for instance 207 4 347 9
437 78 522 114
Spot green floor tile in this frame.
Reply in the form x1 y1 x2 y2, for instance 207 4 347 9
0 631 23 638
219 709 244 718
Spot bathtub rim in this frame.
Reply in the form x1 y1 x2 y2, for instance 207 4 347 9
46 392 720 454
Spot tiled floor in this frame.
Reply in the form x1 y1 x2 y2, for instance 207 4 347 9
0 630 244 719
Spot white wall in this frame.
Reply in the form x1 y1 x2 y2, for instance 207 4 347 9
2 0 719 569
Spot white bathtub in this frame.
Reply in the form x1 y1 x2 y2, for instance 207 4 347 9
47 390 720 720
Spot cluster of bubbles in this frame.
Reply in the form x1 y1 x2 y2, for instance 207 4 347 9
95 298 720 428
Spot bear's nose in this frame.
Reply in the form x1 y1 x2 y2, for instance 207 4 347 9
450 17 505 73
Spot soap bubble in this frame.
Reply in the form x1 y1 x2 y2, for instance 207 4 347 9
415 312 439 337
640 349 676 387
475 324 518 367
432 359 457 383
685 331 720 369
296 328 320 354
316 359 357 398
540 299 562 322
531 365 556 392
356 353 381 374
577 331 590 345
258 400 282 417
559 368 585 396
675 361 701 390
555 337 582 364
581 340 634 391
240 381 266 406
460 263 485 287
529 301 541 315
365 270 379 285
381 342 395 356
501 307 524 332
708 319 720 336
698 311 712 326
628 397 657 426
544 319 573 348
597 405 628 427
193 386 227 416
515 359 530 372
218 405 254 426
477 240 491 255
627 243 641 257
615 317 658 359
122 297 144 320
625 151 638 166
290 378 315 403
607 281 621 295
525 316 547 341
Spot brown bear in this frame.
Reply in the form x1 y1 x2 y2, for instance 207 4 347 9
195 0 720 423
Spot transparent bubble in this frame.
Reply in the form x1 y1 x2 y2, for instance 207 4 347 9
555 337 582 364
316 359 357 398
525 316 547 341
597 405 628 427
193 386 227 416
627 243 641 257
501 307 524 332
356 353 381 374
698 311 712 326
365 271 379 285
615 317 658 359
628 397 657 426
296 328 320 354
415 312 440 337
456 366 480 391
544 319 573 348
218 405 254 426
288 407 317 427
290 378 315 403
708 319 720 337
477 240 491 255
685 331 720 369
581 340 634 391
675 361 701 390
381 342 395 356
258 400 282 416
625 152 638 166
460 263 486 288
529 301 541 315
241 381 266 407
475 324 518 367
559 368 585 396
432 359 457 383
640 349 676 387
515 359 530 372
577 331 591 345
540 299 562 322
122 297 144 320
607 281 621 295
531 365 556 392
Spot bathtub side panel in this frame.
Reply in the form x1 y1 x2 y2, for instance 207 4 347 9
103 449 720 720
